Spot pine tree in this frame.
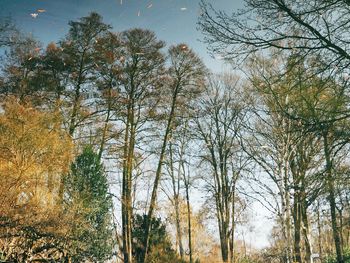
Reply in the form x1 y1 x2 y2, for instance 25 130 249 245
64 146 114 262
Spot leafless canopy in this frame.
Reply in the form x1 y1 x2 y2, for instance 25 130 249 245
198 0 350 73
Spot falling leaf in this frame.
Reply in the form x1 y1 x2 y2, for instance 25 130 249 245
147 3 153 8
30 13 39 18
28 57 33 61
120 0 122 5
180 7 187 11
37 9 46 13
137 10 141 16
180 44 188 51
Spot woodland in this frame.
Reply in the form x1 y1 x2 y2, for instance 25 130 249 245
1 0 350 263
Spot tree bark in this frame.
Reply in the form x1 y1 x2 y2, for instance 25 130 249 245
185 179 193 263
293 191 302 263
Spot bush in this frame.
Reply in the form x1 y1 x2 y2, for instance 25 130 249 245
324 248 350 263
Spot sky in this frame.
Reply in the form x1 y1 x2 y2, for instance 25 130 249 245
0 0 272 249
0 0 244 72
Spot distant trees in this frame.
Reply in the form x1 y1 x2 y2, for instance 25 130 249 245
1 36 44 102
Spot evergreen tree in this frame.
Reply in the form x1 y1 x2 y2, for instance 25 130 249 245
64 146 114 262
132 214 184 263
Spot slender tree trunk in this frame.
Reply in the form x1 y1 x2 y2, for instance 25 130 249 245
301 198 312 263
169 142 184 259
185 180 193 263
293 191 302 263
141 87 178 263
323 132 344 263
98 90 112 160
122 95 135 263
316 201 323 261
284 178 293 263
230 182 236 263
68 51 85 137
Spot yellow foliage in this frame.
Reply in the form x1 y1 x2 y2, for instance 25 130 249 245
0 97 73 222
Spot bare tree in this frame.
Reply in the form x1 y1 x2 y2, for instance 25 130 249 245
118 28 165 263
198 0 350 74
194 74 248 262
141 44 206 263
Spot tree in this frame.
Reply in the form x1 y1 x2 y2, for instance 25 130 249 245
244 52 350 262
63 146 114 262
164 118 195 262
0 98 73 262
141 44 206 263
59 12 110 136
132 214 183 263
93 31 124 160
198 0 350 75
118 28 165 263
0 35 45 103
194 74 248 262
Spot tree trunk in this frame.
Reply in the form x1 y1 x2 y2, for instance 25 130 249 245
169 142 184 259
323 132 344 263
293 191 302 263
302 201 312 263
284 177 293 263
229 183 236 263
98 88 112 160
185 181 193 263
220 231 229 263
141 87 178 263
122 96 135 263
316 201 323 261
